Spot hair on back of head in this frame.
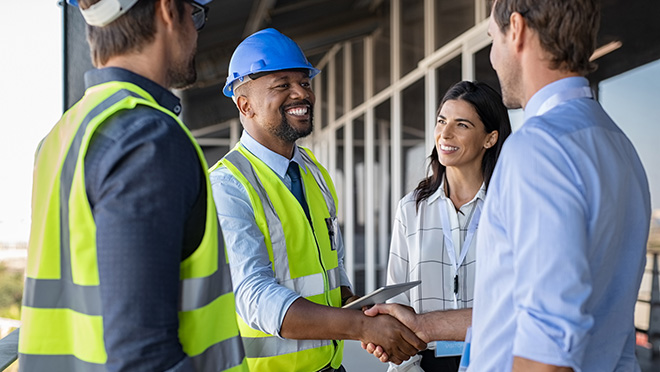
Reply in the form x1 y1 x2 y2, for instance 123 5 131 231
79 0 186 67
489 0 600 75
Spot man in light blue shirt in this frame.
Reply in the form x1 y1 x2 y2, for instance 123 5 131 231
469 0 651 371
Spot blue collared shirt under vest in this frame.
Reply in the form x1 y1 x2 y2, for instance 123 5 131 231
210 130 352 337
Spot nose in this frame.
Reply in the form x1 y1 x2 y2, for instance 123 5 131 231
437 123 454 139
290 84 310 100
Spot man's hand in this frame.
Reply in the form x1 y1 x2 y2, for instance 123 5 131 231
365 304 427 340
361 303 425 363
278 298 425 364
359 311 426 365
361 304 472 363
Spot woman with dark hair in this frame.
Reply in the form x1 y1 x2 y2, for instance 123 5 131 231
385 81 512 372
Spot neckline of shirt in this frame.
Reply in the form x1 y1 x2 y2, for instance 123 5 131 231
239 130 308 179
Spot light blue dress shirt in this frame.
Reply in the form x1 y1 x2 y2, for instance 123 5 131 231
469 77 651 371
210 131 351 338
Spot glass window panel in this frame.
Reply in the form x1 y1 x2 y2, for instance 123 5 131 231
435 0 475 49
402 79 426 195
352 115 366 294
374 6 391 94
335 48 345 120
352 40 365 109
599 59 660 332
335 126 345 224
374 101 391 289
401 0 425 77
318 66 329 129
435 55 462 107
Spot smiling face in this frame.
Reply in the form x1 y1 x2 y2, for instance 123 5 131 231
435 99 497 172
242 70 315 145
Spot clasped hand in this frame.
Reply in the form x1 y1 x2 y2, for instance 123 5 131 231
360 303 427 364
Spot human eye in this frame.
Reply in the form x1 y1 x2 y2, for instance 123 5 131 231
436 118 446 125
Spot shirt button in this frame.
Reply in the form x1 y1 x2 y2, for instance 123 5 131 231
173 105 182 114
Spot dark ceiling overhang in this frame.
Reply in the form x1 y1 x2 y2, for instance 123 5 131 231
64 0 660 132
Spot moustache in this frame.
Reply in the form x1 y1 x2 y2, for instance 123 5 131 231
282 100 313 110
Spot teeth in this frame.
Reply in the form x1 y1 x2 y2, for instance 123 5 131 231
441 145 459 151
286 107 308 116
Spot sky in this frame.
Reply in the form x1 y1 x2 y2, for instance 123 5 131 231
0 2 63 243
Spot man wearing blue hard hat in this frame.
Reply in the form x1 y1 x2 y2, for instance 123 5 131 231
18 1 247 371
209 28 426 372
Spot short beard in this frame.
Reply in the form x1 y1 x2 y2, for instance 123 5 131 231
169 55 197 90
274 102 314 143
497 63 523 110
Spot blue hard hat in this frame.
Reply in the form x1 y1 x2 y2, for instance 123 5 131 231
223 28 320 97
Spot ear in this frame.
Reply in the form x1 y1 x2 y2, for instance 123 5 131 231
484 130 499 149
236 95 254 118
508 12 526 52
156 0 177 31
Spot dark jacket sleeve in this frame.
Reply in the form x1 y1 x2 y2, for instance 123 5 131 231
85 106 203 372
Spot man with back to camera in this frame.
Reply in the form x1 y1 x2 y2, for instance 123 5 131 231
18 1 247 371
470 0 651 370
364 0 651 371
209 28 426 372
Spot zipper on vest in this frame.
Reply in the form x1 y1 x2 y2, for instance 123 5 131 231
309 222 332 306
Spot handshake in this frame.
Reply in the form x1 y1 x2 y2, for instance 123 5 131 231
355 302 472 365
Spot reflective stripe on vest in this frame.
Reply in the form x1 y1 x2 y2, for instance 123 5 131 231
242 337 331 358
220 147 343 368
19 83 246 372
223 150 341 293
299 149 336 217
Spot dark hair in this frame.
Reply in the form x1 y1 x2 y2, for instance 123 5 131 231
79 0 186 67
414 81 512 211
490 0 600 75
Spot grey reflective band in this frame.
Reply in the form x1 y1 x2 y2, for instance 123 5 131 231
299 149 336 217
280 272 325 298
179 227 233 312
224 151 291 280
23 277 102 316
24 89 143 314
279 267 341 298
242 336 331 358
19 353 106 372
191 334 246 371
326 267 341 291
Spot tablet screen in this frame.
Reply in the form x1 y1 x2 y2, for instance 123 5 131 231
342 280 421 310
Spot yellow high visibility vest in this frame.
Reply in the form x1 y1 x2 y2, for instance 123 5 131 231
19 80 248 372
211 145 344 371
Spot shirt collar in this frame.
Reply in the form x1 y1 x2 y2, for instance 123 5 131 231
84 67 183 116
524 76 590 122
427 176 486 206
239 130 308 179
